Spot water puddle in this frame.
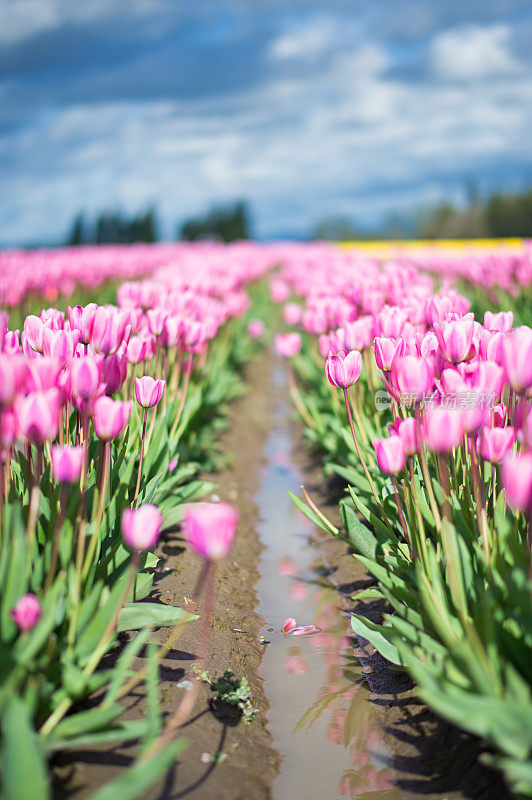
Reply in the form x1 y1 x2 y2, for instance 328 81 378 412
256 360 401 800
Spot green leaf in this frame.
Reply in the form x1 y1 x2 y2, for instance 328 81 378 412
51 706 124 741
350 614 401 665
117 603 196 633
287 491 338 535
340 502 377 558
1 695 50 800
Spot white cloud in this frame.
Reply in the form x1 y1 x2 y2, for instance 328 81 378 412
2 13 532 243
431 23 520 81
268 18 338 62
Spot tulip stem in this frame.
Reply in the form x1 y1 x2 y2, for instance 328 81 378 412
342 389 388 523
134 408 148 505
407 463 427 564
348 386 369 445
470 442 491 562
80 441 111 584
414 405 441 531
44 484 68 592
391 476 411 552
170 357 193 439
26 444 43 550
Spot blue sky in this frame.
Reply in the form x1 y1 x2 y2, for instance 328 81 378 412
1 0 532 244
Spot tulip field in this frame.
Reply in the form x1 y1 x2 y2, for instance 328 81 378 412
0 240 531 799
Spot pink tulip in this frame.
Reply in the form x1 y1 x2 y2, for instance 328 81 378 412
325 349 363 389
502 453 532 513
134 376 165 408
392 355 434 401
147 308 167 337
423 407 463 453
479 427 515 464
11 594 42 631
374 337 405 372
1 409 17 449
182 502 238 561
247 319 265 339
102 353 127 395
0 355 16 406
121 504 163 551
283 303 302 326
484 310 513 332
51 445 84 483
275 333 301 358
501 328 532 394
16 389 60 444
398 417 418 456
126 336 150 365
90 307 129 356
93 397 132 440
70 356 101 399
434 318 475 363
374 436 405 474
23 315 45 353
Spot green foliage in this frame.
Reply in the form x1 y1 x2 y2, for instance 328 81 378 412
210 670 257 724
290 327 532 796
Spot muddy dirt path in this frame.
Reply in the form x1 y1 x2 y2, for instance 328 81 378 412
54 347 510 800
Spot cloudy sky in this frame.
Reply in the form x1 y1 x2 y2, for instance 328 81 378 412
1 0 532 244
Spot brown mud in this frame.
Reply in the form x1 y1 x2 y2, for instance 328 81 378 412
54 347 511 800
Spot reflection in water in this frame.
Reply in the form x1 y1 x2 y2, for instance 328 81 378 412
256 362 402 800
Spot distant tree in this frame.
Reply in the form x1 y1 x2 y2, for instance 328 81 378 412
311 216 361 241
67 213 86 246
179 200 251 242
66 208 160 245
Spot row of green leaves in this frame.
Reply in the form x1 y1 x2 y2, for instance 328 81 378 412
290 336 532 798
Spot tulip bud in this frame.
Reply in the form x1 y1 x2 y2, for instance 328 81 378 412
93 397 132 440
501 328 532 394
423 407 463 453
275 333 301 359
134 376 165 408
479 427 514 464
102 353 127 395
11 594 42 631
325 350 363 389
391 355 434 402
23 315 45 353
121 504 163 551
502 452 532 513
16 389 60 444
71 356 100 399
374 337 405 372
51 445 83 483
398 417 418 457
247 319 265 339
182 502 238 561
373 436 405 474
